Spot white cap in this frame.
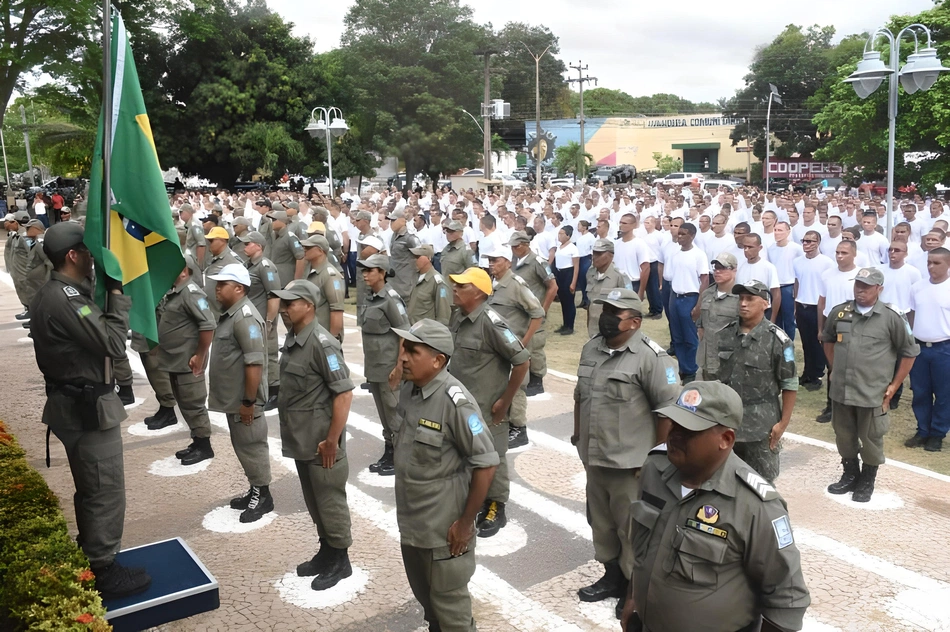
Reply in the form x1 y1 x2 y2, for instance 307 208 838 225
3 213 15 222
208 263 251 286
486 245 512 261
358 235 385 253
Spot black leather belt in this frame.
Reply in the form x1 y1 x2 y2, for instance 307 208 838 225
916 338 950 348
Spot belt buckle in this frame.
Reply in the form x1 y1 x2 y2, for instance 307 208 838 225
927 342 934 348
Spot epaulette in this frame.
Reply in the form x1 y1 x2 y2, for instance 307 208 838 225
62 285 81 299
643 336 666 356
261 259 271 267
769 323 790 344
737 468 780 501
514 275 527 285
447 384 468 407
387 288 400 299
188 283 201 293
328 266 340 276
434 273 444 284
884 302 903 316
647 442 668 456
317 331 331 344
242 304 253 317
486 308 503 324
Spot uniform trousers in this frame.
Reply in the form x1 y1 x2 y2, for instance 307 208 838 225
831 401 887 465
527 325 547 380
52 423 125 567
140 351 176 408
646 261 662 316
586 465 639 579
659 281 674 342
794 302 824 382
733 437 781 483
508 386 528 429
554 266 577 330
295 457 352 549
266 320 280 387
669 293 699 376
486 421 509 503
369 381 400 445
578 254 592 305
910 341 950 439
225 410 272 487
776 284 796 341
401 544 477 632
169 372 212 439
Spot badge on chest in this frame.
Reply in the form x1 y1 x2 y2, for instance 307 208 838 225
418 418 442 432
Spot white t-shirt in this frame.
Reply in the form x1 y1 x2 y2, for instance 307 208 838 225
659 242 682 281
702 233 737 270
910 277 950 342
667 247 709 294
879 264 922 313
736 259 780 290
819 266 859 316
819 233 842 259
613 237 655 281
554 243 580 270
792 221 827 244
767 242 804 285
793 254 835 305
857 231 889 264
531 231 556 260
33 201 46 216
575 231 596 257
908 249 931 278
478 231 502 268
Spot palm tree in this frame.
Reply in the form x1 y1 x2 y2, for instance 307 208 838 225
553 140 593 178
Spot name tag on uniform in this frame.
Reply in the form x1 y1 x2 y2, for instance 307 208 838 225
686 518 728 539
419 418 442 432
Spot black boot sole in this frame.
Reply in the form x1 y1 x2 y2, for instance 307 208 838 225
180 448 214 466
311 563 352 591
240 497 275 523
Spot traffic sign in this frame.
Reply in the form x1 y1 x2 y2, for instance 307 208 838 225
736 146 753 153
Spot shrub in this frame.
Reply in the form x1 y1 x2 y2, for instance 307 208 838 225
0 421 110 631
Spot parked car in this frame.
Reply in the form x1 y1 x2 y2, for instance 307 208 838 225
548 176 576 188
511 167 531 181
702 179 739 193
495 174 526 189
654 172 705 187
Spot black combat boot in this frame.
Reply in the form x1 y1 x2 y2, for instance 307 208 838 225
827 458 860 495
240 485 274 523
615 577 629 620
477 501 507 538
373 443 395 476
180 436 214 465
15 310 29 320
146 405 178 430
297 539 330 577
230 486 254 510
851 464 879 503
525 373 544 397
508 425 529 450
93 561 152 599
310 545 353 591
578 560 624 602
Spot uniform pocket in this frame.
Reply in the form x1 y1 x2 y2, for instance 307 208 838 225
668 526 727 587
605 371 634 401
77 428 125 493
628 501 660 565
431 547 475 592
870 407 890 441
410 427 444 468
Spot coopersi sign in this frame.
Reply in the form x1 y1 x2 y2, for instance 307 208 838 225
765 160 844 182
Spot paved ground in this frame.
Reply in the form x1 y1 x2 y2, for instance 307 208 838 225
3 270 950 632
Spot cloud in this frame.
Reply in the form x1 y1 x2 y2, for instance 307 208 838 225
270 0 936 103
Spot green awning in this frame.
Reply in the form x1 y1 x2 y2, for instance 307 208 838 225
672 142 721 150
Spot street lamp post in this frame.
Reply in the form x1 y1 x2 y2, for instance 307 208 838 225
844 24 950 235
305 107 348 197
764 83 782 194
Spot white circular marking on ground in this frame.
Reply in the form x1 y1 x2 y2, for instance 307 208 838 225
124 397 146 410
801 614 847 632
148 454 212 477
127 420 187 437
572 471 587 491
476 520 527 557
823 489 903 510
578 599 619 626
202 506 278 533
357 469 395 488
887 586 950 630
274 567 369 609
17 337 32 344
527 392 552 401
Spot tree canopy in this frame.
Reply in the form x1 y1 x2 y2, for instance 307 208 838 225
569 89 719 118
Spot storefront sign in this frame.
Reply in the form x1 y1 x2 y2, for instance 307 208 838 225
765 160 844 181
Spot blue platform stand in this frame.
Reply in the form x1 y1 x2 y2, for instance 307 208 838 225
102 537 219 632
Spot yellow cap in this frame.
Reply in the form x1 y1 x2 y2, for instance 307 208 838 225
308 221 326 235
449 267 493 296
205 226 230 240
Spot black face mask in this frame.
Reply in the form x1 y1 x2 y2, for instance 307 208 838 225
598 312 625 339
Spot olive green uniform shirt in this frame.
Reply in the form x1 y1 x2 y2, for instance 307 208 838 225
155 278 217 373
183 219 206 258
717 319 798 443
270 226 305 287
230 236 248 262
440 239 475 290
23 237 52 304
258 217 275 259
31 272 131 431
359 283 410 382
390 228 421 298
278 321 354 461
448 302 531 422
488 269 544 338
245 254 282 319
820 300 919 408
630 449 810 632
696 285 740 380
393 368 500 548
202 248 240 317
407 268 452 325
306 260 345 335
355 230 373 321
513 252 555 306
208 296 267 413
586 263 632 338
574 331 680 469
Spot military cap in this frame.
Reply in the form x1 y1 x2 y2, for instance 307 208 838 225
300 234 330 251
594 287 642 312
268 210 289 223
394 319 454 357
233 216 252 227
255 198 272 208
25 219 45 230
14 210 30 223
486 245 512 261
354 210 373 222
183 254 202 279
655 381 743 431
409 244 434 258
43 221 85 256
206 226 230 240
271 279 320 305
307 221 326 235
388 208 406 220
358 235 385 253
592 239 615 253
443 219 464 232
240 231 267 246
286 201 299 210
178 203 194 214
270 202 285 213
508 231 531 246
449 267 493 295
733 280 770 301
312 206 330 220
357 253 391 272
711 252 738 269
854 267 885 286
208 262 251 286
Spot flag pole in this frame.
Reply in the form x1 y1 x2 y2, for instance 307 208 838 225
102 0 114 384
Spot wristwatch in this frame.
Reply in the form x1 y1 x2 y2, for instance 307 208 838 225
241 398 254 407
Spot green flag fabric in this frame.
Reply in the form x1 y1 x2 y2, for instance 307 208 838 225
86 13 183 346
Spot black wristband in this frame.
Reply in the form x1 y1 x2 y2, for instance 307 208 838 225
241 398 254 407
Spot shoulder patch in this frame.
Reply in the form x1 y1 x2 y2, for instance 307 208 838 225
772 515 794 549
738 469 779 501
62 285 80 298
242 304 253 317
644 336 666 356
447 384 468 407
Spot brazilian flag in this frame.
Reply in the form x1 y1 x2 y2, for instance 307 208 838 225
86 13 183 346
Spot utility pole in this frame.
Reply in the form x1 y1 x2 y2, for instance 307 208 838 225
19 105 34 187
746 118 751 184
478 51 493 178
523 43 552 188
567 61 597 178
764 84 782 193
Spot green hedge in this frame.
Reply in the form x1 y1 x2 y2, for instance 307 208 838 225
0 421 110 631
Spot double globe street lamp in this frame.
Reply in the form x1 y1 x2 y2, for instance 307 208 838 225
845 24 950 234
305 107 348 197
